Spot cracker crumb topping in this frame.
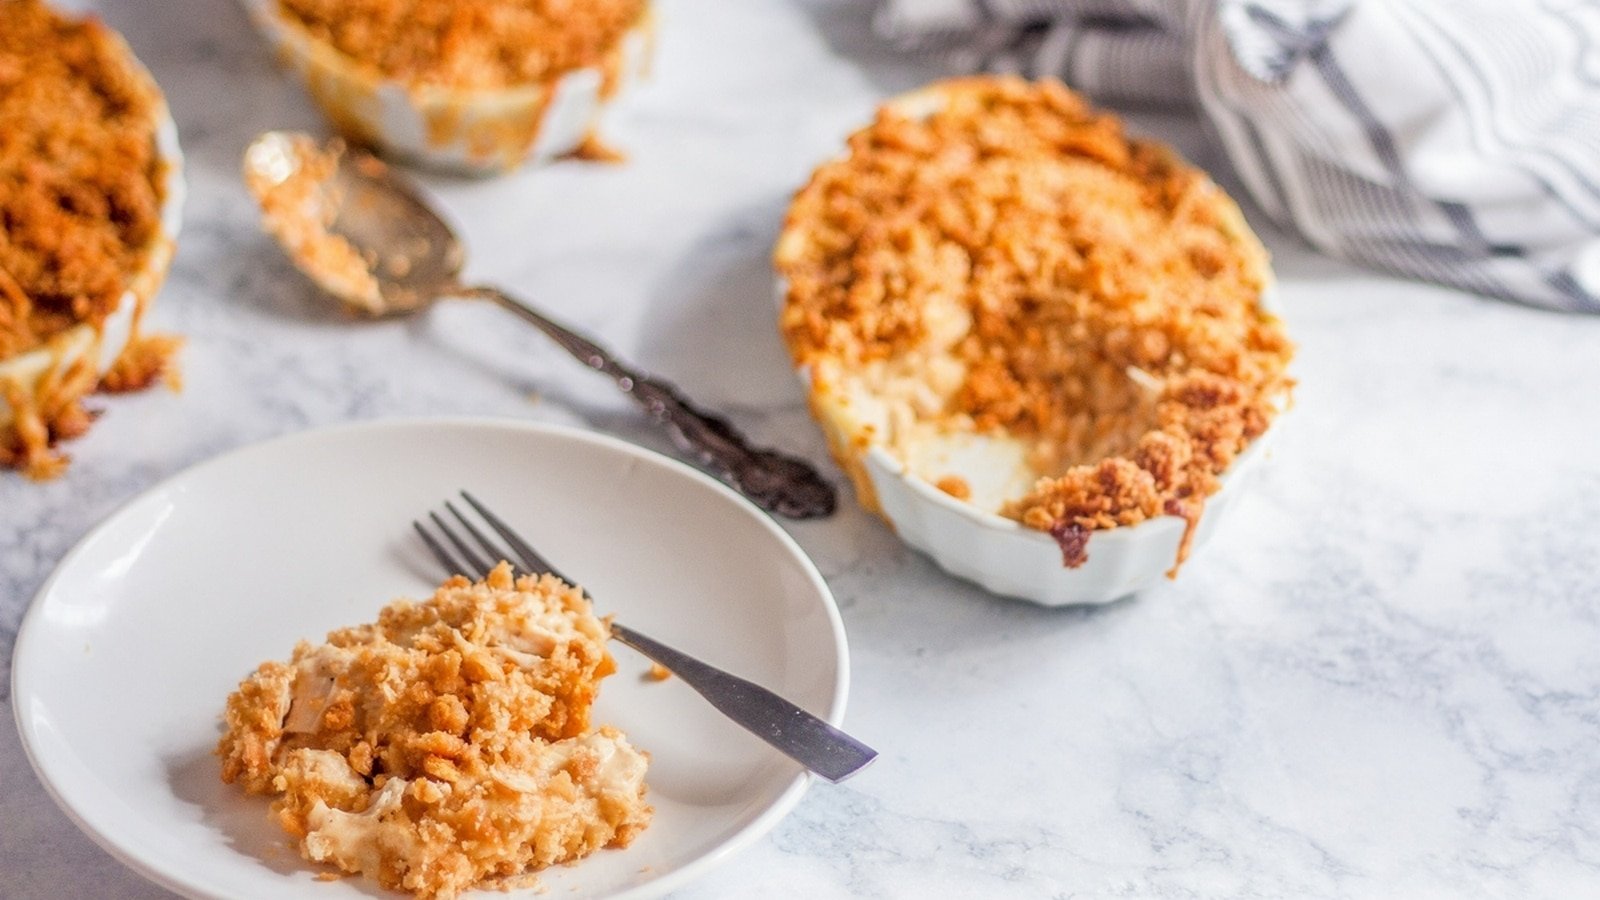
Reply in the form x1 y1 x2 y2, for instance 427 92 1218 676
0 0 164 359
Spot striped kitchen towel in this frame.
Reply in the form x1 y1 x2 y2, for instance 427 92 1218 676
875 0 1600 312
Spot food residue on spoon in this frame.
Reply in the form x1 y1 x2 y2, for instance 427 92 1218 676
244 133 385 316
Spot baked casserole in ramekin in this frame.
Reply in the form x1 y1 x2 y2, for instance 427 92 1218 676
240 0 653 173
0 0 185 479
776 77 1294 606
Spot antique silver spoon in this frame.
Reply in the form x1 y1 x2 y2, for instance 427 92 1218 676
242 131 835 519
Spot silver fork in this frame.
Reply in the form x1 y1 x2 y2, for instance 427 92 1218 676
411 491 877 783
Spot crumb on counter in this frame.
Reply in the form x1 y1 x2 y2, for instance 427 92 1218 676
563 132 628 164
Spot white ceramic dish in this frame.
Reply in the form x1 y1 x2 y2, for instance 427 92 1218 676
849 418 1275 606
0 37 185 432
12 418 849 899
239 0 652 173
783 334 1280 607
775 83 1287 607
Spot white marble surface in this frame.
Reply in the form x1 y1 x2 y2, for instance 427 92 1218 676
5 0 1600 896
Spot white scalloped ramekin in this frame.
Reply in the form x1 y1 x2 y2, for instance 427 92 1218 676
852 413 1276 606
240 0 652 174
782 328 1282 607
0 38 185 443
777 83 1287 607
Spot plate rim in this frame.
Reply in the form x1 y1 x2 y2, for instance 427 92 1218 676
11 416 851 900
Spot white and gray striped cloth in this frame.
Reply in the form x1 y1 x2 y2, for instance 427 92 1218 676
874 0 1600 312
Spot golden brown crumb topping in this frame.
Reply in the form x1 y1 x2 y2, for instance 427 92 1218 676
0 0 164 360
274 0 647 90
935 475 972 501
218 563 653 898
777 77 1293 563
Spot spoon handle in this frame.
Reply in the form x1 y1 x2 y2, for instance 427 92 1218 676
462 285 837 520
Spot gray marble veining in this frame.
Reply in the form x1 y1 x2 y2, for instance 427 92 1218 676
4 0 1600 897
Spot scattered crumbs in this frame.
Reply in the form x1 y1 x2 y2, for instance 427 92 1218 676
314 872 344 882
643 663 671 683
100 332 184 394
564 132 627 164
934 475 971 501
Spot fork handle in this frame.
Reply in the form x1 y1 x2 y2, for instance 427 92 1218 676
609 623 877 783
459 285 837 521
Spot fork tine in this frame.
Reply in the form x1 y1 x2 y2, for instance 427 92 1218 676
414 520 471 579
415 493 878 782
431 511 492 577
445 501 516 575
458 491 568 583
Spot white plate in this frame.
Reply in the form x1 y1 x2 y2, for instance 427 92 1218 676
12 419 849 899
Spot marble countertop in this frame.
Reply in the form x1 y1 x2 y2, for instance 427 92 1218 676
6 0 1600 896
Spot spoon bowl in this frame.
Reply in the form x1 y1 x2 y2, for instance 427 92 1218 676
244 131 462 315
242 131 838 519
